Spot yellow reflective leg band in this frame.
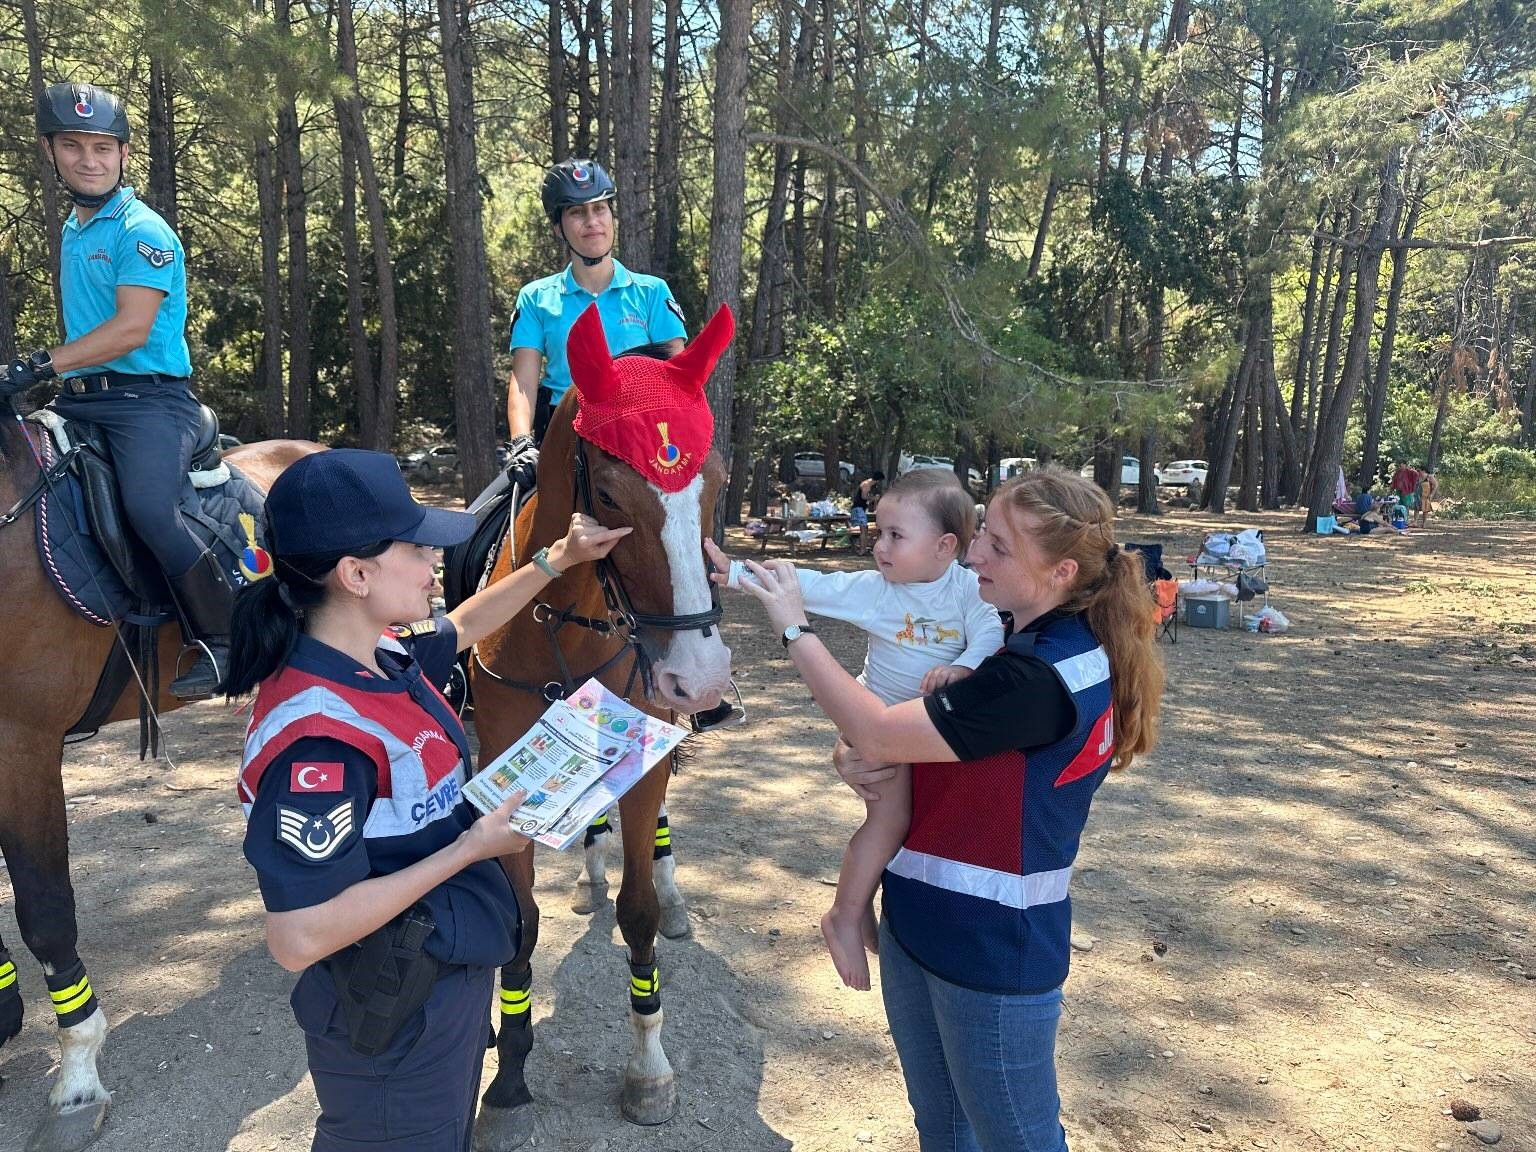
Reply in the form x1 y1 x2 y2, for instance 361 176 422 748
589 812 609 829
653 831 671 848
0 961 16 992
51 975 94 1017
629 970 659 997
499 988 531 1016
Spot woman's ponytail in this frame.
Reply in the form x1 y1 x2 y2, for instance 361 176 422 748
219 538 393 699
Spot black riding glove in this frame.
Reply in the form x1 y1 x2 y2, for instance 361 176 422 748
1 350 55 392
503 434 539 492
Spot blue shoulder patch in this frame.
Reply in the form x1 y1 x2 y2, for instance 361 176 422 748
135 240 175 268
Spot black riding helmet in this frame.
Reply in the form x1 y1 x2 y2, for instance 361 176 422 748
541 159 616 267
36 82 130 209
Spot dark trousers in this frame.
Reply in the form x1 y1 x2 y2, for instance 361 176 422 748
292 961 494 1151
49 380 206 575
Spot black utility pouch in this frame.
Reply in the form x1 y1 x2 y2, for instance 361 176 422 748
326 902 440 1057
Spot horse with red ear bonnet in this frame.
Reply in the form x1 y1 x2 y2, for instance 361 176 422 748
470 303 735 1148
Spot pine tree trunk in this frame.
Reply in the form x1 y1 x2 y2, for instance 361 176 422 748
1028 172 1059 280
574 0 593 157
275 0 312 439
1238 385 1260 512
1359 181 1422 489
21 0 63 333
704 0 750 539
0 248 17 356
651 0 682 277
337 0 399 449
339 137 377 444
594 0 611 165
548 0 569 158
254 133 286 438
1206 329 1258 514
968 0 1004 265
147 57 179 230
1289 204 1328 437
393 7 411 181
437 0 500 499
817 0 837 317
1304 153 1403 530
1309 192 1362 469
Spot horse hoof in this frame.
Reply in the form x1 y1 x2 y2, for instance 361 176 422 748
26 1099 110 1152
621 1075 678 1126
472 1102 536 1151
571 882 609 915
657 902 691 940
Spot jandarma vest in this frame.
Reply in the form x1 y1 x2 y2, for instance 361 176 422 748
237 637 520 968
882 612 1114 994
238 637 468 836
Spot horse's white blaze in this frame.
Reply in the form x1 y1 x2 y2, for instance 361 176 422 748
626 1003 673 1083
49 1006 110 1111
651 476 732 705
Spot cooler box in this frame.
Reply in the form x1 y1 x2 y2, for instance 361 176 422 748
1185 596 1230 629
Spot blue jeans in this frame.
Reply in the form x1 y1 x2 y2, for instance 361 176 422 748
879 919 1069 1152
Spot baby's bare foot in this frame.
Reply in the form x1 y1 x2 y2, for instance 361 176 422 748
821 908 872 990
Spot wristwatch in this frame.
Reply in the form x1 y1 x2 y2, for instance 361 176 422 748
781 623 816 648
531 547 564 579
27 349 56 380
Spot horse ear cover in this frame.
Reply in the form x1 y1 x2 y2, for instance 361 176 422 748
570 302 734 493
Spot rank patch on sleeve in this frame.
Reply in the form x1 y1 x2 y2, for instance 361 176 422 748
276 801 356 862
135 240 175 268
665 298 686 324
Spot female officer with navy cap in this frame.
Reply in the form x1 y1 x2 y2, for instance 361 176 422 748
224 449 628 1150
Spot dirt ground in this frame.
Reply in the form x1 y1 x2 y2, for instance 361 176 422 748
2 507 1533 1152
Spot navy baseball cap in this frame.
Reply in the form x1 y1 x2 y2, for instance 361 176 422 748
265 449 475 556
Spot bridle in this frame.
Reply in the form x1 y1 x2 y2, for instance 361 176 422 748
471 436 723 704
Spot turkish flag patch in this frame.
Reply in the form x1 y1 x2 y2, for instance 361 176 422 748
290 762 345 793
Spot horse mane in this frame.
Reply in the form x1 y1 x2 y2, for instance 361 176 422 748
527 391 581 551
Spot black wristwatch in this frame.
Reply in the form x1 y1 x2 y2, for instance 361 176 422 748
27 349 56 380
781 623 816 648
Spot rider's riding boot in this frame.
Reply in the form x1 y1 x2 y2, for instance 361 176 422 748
167 549 235 699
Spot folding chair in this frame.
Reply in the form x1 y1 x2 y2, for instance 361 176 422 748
1125 542 1178 643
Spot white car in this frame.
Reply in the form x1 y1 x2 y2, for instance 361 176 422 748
999 457 1037 480
899 453 984 491
1079 456 1157 488
792 451 856 483
1159 459 1208 488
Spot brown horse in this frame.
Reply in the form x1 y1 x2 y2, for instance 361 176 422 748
469 367 732 1147
0 401 316 1152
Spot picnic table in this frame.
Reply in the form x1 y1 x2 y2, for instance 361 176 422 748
755 512 855 553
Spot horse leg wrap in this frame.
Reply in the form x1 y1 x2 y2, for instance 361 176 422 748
628 959 661 1017
651 814 672 861
0 948 23 1045
583 810 612 848
484 967 534 1111
46 958 99 1030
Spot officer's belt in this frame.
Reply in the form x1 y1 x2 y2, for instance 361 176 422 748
325 901 441 1057
62 372 191 395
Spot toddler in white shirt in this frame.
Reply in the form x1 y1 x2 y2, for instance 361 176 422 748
710 468 1003 988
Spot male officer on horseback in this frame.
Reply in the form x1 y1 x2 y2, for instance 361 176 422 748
3 82 230 698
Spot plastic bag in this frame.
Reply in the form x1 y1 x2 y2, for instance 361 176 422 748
1249 606 1289 634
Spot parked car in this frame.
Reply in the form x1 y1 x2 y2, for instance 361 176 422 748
998 456 1037 481
1079 456 1158 488
401 442 512 482
899 453 985 492
1159 459 1209 488
216 433 243 452
792 451 856 483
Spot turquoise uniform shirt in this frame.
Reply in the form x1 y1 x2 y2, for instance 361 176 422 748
59 186 192 378
509 259 687 401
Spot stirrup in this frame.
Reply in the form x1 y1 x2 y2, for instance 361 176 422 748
169 640 225 699
691 680 746 733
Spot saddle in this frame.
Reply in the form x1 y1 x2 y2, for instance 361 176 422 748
30 404 231 603
24 403 267 748
443 469 530 612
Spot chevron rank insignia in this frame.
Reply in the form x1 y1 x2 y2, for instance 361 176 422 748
276 800 356 862
665 298 685 324
135 240 175 268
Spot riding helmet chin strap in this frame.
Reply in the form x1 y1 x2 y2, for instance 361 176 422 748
49 144 124 209
558 222 611 268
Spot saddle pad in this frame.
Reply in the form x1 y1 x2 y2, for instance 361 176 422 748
28 424 269 626
32 426 131 626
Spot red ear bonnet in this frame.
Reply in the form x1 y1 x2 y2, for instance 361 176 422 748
569 303 732 492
